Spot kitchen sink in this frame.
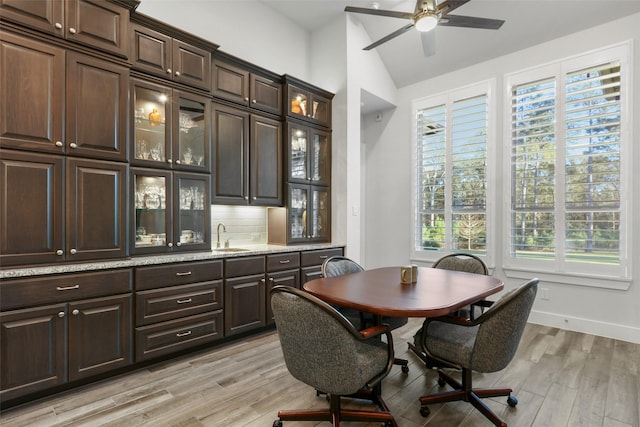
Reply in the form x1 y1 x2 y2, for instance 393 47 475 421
214 247 250 252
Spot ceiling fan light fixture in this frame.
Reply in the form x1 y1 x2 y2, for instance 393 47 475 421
415 14 438 32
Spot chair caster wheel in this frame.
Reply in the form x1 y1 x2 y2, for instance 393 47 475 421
273 420 283 427
507 395 518 407
401 364 409 373
420 405 431 417
437 377 446 387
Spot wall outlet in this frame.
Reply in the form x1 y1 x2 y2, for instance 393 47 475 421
540 287 550 300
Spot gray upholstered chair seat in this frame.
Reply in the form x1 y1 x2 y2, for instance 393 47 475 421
424 322 479 367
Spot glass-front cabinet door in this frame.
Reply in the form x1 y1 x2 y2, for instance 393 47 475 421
286 84 331 128
174 172 210 251
286 184 330 243
173 90 209 171
287 123 330 186
132 169 171 254
132 80 170 167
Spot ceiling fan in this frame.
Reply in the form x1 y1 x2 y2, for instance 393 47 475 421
345 0 505 57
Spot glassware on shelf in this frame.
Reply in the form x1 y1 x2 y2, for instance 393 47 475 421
137 139 150 160
182 147 193 165
150 143 163 161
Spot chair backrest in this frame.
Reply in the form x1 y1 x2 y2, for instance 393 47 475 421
432 253 489 275
471 278 538 372
322 255 364 278
270 285 392 395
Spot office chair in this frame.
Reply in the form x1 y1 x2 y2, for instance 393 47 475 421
270 285 396 427
418 278 539 427
322 256 409 373
410 252 491 364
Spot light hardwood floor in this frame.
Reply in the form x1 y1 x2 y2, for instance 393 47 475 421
1 318 638 427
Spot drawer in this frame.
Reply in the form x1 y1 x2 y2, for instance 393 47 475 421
136 260 222 291
0 269 132 310
224 256 265 277
300 248 344 267
135 310 224 362
136 280 223 326
267 252 300 272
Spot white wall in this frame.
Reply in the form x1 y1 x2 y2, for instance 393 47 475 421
362 13 640 343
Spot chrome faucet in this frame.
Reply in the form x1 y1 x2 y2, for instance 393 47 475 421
216 222 226 249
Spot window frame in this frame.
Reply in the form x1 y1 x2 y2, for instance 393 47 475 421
502 42 632 289
411 79 497 267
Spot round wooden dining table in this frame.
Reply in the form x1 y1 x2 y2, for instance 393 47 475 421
303 266 504 318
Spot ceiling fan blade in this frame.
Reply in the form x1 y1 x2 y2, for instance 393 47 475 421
439 14 505 30
364 23 415 50
421 30 436 57
344 6 414 20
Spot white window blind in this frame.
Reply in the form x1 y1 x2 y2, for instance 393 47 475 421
414 87 490 255
507 44 629 280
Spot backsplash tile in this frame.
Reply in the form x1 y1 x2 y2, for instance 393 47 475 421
211 205 267 248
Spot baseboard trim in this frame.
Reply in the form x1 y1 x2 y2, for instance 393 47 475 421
529 310 640 344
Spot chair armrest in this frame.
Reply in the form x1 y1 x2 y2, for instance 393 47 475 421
472 300 494 308
358 324 391 340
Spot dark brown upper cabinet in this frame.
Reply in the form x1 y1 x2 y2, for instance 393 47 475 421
0 0 133 57
284 75 333 128
286 121 331 187
130 78 210 172
212 55 282 116
211 104 283 206
0 150 127 266
130 15 216 91
0 31 128 161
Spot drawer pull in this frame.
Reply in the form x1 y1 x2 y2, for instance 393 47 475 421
176 271 192 277
56 284 80 291
319 255 328 259
176 298 192 304
176 330 192 337
279 259 291 264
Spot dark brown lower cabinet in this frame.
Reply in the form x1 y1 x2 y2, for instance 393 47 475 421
0 291 132 404
299 247 344 285
223 256 266 336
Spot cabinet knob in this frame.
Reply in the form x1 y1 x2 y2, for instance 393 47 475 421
175 160 181 165
175 71 181 77
244 97 249 102
55 141 63 147
252 99 257 104
167 159 172 164
69 248 77 255
68 27 77 34
166 68 172 74
56 249 64 256
55 22 63 30
167 242 173 248
252 196 257 200
72 309 80 316
176 242 181 246
58 311 65 318
245 196 249 200
69 142 78 149
261 278 266 284
269 277 275 283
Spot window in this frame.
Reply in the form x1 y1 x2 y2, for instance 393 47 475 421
505 43 631 281
412 82 495 260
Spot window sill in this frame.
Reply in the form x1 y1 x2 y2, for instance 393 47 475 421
503 267 631 291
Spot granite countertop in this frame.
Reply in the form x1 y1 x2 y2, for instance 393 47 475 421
0 243 345 279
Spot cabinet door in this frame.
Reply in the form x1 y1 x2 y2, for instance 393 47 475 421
174 172 210 251
131 78 172 168
66 158 127 261
132 168 172 254
0 151 64 267
250 74 282 115
309 128 331 186
0 32 64 154
287 123 309 183
309 185 330 242
68 294 132 382
173 90 210 172
251 115 282 206
0 304 67 403
287 183 309 242
0 0 64 37
131 23 172 78
212 59 249 106
173 39 210 91
224 274 266 337
66 0 129 57
66 52 128 161
211 104 249 204
266 269 300 324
